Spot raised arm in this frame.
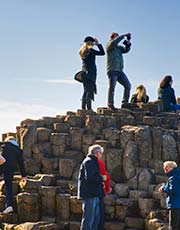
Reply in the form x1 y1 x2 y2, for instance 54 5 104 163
106 35 125 51
106 33 131 51
92 38 105 56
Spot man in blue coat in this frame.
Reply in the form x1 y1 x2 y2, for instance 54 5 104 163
77 144 104 230
158 161 180 230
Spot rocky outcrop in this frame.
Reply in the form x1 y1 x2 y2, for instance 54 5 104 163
1 101 180 230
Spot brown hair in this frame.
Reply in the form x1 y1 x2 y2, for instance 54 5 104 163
160 75 172 88
110 32 119 40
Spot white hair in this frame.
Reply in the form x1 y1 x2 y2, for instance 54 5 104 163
4 136 16 142
163 161 177 168
88 144 104 155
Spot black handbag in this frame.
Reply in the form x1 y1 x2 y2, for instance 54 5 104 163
74 71 88 83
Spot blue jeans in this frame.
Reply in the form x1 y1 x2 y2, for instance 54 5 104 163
81 197 100 230
108 71 131 106
171 104 180 112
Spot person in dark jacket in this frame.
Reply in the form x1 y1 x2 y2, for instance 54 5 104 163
106 32 132 112
131 84 149 104
158 161 180 230
79 36 105 110
77 144 105 230
158 75 180 112
0 136 27 214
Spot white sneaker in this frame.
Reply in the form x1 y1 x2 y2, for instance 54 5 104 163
3 206 13 214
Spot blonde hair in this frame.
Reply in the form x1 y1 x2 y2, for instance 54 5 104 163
88 144 104 155
4 136 16 142
79 41 94 59
135 84 147 101
163 161 177 168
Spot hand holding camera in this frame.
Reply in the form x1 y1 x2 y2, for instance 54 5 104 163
123 33 132 47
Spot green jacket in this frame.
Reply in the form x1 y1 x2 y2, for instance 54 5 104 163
106 35 130 74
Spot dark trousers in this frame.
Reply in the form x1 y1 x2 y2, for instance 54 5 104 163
4 170 14 207
82 78 96 110
170 209 180 230
98 197 105 230
108 70 131 106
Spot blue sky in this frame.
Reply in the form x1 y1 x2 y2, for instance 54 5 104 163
0 0 180 136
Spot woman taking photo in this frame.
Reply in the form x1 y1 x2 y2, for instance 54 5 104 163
79 36 105 110
158 75 180 112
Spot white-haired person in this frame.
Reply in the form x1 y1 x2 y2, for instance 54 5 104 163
79 36 105 111
77 144 105 230
158 161 180 230
0 136 27 214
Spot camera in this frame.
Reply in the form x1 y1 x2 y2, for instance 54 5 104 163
126 34 131 40
123 34 131 47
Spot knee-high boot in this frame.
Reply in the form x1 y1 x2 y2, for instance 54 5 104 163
87 97 92 110
81 96 87 110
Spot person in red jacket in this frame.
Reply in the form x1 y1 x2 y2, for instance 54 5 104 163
98 159 111 195
98 157 111 230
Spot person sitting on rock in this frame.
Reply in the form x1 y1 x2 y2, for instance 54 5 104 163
0 136 27 214
158 75 180 112
131 84 149 104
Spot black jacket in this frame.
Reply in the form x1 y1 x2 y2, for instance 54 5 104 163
82 44 105 82
77 154 104 199
1 142 26 177
131 94 149 103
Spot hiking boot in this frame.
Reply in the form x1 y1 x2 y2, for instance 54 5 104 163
108 105 118 112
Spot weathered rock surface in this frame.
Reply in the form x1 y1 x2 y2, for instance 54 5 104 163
1 103 179 229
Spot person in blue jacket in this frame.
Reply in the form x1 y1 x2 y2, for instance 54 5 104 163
158 75 180 112
158 161 180 230
0 136 27 214
79 36 105 111
77 144 105 230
